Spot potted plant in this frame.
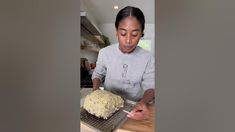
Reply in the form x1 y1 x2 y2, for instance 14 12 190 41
99 35 111 48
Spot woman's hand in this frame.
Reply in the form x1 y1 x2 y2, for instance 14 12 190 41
92 78 101 91
127 102 150 120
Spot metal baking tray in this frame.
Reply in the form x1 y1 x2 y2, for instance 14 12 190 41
80 100 136 132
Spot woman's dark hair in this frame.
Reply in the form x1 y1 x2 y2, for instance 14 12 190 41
115 6 145 37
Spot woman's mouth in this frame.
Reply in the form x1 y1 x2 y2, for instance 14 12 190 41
124 45 133 50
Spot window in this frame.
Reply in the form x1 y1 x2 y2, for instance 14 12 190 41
138 39 151 51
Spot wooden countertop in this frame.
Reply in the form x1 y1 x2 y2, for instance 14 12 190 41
80 104 155 132
117 104 155 132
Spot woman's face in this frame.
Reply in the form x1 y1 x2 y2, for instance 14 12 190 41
117 16 143 53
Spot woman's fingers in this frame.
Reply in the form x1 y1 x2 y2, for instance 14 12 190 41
127 103 150 120
127 111 148 120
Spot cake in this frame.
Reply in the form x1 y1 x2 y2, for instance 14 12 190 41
83 90 124 119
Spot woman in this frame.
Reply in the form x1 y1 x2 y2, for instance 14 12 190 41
92 6 155 120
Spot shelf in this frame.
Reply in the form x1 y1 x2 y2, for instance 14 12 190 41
81 45 100 53
80 11 106 51
82 35 104 46
80 11 105 47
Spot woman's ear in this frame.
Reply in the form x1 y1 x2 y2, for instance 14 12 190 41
142 33 144 37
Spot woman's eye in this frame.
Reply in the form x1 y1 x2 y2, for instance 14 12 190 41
120 33 126 36
132 32 139 37
131 34 138 37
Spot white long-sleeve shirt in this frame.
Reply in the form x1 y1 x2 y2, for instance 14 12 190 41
92 44 155 101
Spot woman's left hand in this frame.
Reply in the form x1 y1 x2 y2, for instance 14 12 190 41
127 102 150 120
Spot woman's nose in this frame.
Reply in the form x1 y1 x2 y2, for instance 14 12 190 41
126 34 131 44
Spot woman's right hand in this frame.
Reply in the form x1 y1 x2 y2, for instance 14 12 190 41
127 102 150 120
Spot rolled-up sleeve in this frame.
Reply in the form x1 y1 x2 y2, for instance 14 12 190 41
141 55 155 91
92 49 107 81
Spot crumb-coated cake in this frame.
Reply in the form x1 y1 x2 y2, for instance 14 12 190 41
83 90 124 119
